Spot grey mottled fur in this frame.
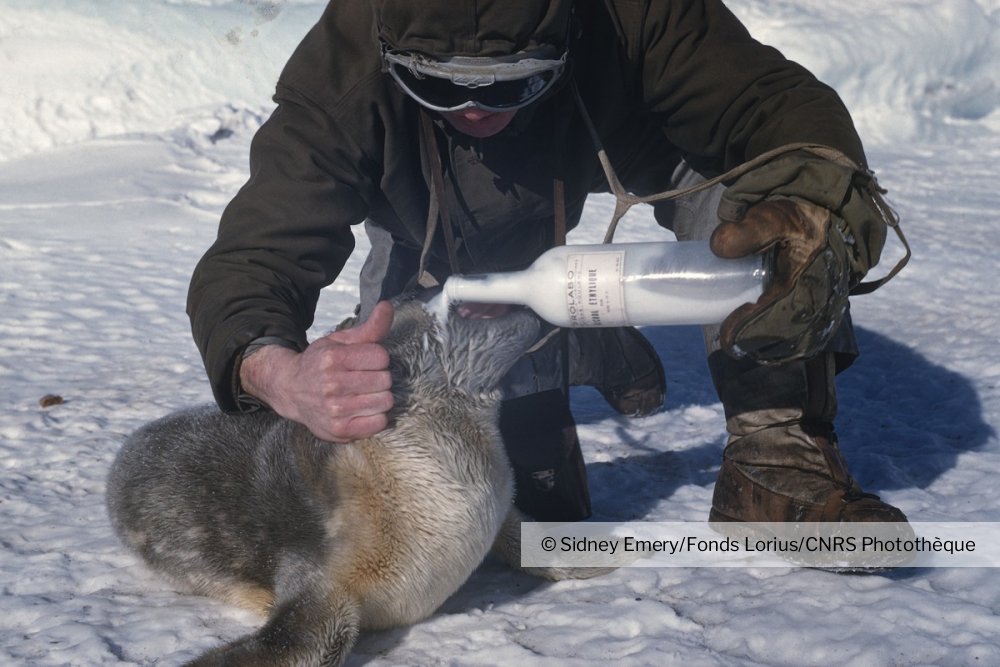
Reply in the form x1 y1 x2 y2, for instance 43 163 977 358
107 298 603 667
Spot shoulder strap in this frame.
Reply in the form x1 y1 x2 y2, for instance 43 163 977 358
569 81 910 295
415 109 461 288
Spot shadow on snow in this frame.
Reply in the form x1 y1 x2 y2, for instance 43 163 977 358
572 323 994 520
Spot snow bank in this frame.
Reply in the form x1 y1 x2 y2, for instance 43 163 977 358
2 0 998 162
729 0 1000 143
0 0 324 161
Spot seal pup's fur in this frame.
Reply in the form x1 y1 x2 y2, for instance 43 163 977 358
107 298 589 666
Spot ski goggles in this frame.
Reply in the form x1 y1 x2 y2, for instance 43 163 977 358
382 45 567 113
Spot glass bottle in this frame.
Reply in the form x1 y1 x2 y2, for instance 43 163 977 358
437 241 768 327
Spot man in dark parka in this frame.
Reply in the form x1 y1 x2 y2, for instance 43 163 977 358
188 0 908 525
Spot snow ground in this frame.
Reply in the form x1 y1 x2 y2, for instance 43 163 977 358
2 0 1000 665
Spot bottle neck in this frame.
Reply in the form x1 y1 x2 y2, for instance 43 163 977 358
443 270 533 307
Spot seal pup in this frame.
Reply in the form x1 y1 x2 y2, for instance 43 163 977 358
107 297 605 666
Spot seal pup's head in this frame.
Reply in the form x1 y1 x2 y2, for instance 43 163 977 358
383 296 541 398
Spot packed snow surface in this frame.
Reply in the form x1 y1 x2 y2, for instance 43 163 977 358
2 1 1000 665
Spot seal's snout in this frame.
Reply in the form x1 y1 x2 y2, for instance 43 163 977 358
473 305 541 352
453 302 514 320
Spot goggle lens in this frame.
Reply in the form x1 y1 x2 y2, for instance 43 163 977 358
385 51 565 113
390 64 557 111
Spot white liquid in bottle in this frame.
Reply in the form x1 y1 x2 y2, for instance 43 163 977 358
434 241 768 328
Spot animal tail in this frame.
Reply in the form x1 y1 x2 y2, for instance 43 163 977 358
185 587 360 667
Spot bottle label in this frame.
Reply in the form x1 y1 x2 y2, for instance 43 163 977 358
566 251 627 327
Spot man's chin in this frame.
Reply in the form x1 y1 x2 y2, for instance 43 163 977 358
440 110 518 138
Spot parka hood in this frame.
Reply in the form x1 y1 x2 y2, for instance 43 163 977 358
375 0 573 58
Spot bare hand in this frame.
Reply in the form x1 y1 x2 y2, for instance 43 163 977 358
240 301 395 442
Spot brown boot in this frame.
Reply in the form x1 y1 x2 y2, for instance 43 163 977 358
708 351 907 523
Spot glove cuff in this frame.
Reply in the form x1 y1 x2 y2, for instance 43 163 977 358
718 151 887 287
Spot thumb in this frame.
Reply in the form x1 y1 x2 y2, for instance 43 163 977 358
334 300 395 345
710 199 802 259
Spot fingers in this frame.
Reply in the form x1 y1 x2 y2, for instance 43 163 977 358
313 303 394 372
305 377 394 443
320 386 394 420
333 300 395 345
291 366 394 443
310 367 393 424
308 304 395 441
322 413 391 444
301 344 393 442
314 385 394 439
247 304 398 443
315 338 390 372
316 368 393 397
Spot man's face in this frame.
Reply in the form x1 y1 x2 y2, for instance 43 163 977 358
383 45 564 138
439 108 518 138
